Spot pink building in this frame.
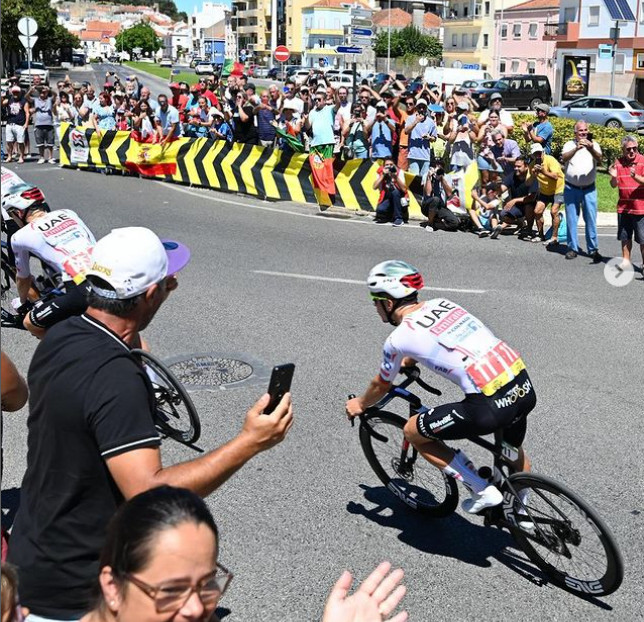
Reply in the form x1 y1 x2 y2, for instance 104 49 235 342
495 0 559 85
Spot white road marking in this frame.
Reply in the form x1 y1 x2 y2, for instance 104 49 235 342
253 270 487 294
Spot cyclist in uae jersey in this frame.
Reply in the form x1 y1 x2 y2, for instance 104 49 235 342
346 260 537 514
5 180 96 337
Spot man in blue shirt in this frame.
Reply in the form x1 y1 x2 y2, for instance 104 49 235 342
404 98 437 180
522 104 553 154
156 94 183 145
366 101 396 159
306 90 336 149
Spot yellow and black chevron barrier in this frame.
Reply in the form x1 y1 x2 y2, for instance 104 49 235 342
59 123 430 216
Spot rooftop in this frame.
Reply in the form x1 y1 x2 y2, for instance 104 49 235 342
502 0 559 11
372 8 411 28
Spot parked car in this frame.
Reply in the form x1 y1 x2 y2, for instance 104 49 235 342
549 96 644 130
159 58 173 68
71 53 86 66
194 61 214 75
293 68 324 85
267 67 286 80
462 79 496 93
189 57 203 68
328 74 354 91
15 61 49 86
471 75 552 110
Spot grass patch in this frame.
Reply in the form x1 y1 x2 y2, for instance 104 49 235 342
596 171 618 213
124 61 197 86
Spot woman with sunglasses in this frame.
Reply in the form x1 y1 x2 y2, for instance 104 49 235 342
229 90 257 145
342 105 369 160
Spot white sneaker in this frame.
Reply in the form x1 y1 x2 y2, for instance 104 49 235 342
48 158 57 164
37 157 45 164
461 485 503 514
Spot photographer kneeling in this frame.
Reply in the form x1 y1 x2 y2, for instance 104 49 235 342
420 166 462 232
373 159 408 227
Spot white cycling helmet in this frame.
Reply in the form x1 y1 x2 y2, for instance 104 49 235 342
1 186 47 222
367 260 424 299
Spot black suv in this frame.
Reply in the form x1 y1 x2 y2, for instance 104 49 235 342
471 75 552 110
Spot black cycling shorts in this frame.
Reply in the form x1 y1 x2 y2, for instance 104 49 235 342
29 281 90 329
416 369 536 447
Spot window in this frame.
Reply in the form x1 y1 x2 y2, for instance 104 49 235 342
588 6 599 26
615 53 625 72
485 1 490 15
569 98 589 109
501 24 507 38
463 3 469 17
472 33 479 47
528 23 537 38
527 61 536 74
638 53 644 69
475 2 482 16
483 33 489 47
452 33 458 47
462 33 469 47
511 59 520 72
499 60 506 73
537 78 548 89
564 7 576 22
510 78 522 89
513 23 521 37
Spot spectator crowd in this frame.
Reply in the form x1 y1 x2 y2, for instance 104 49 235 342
2 66 643 261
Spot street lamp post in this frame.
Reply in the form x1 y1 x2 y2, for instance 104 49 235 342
387 0 392 73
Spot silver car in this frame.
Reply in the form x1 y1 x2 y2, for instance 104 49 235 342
550 96 644 130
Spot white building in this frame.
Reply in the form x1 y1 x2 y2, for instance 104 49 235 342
545 0 644 101
191 2 235 58
161 23 192 60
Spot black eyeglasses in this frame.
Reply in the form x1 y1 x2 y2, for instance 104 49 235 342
125 563 232 613
625 146 638 152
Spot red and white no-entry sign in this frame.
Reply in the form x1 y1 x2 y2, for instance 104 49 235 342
273 45 290 63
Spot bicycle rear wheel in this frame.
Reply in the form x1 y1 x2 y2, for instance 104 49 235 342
505 473 623 596
359 410 459 517
131 349 201 445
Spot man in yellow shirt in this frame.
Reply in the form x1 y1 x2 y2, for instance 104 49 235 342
529 143 565 246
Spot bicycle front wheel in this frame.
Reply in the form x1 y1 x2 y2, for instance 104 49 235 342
359 411 459 517
1 248 22 330
506 473 623 597
132 349 201 445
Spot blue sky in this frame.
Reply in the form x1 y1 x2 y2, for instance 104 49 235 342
175 0 231 14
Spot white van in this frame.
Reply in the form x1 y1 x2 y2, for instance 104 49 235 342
423 67 493 93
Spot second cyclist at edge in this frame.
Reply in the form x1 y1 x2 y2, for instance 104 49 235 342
345 260 537 514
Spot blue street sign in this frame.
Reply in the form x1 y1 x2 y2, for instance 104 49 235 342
351 27 373 37
172 68 180 74
336 45 363 54
462 63 480 70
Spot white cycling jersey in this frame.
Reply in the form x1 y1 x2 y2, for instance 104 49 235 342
11 209 96 283
380 298 526 397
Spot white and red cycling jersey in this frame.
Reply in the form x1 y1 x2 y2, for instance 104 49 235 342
11 209 96 284
380 298 526 397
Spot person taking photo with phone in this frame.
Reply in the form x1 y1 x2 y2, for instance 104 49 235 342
8 227 294 622
528 143 565 245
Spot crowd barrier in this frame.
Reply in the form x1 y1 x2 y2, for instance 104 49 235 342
59 124 479 217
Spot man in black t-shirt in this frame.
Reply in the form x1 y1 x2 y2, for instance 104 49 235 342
8 227 294 621
2 85 30 162
492 157 538 239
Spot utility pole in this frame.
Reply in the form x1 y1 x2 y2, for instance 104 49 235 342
610 20 619 96
387 0 392 73
270 0 278 68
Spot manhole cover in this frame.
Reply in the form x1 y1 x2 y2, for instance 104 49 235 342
165 352 271 392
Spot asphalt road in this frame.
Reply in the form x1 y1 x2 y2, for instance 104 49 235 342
1 161 642 621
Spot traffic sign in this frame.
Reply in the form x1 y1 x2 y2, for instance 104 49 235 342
19 35 38 50
274 45 290 63
351 27 373 37
350 8 372 18
350 36 373 46
598 43 613 59
336 46 363 54
18 17 38 36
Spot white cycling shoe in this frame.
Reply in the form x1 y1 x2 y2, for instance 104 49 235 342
461 485 504 514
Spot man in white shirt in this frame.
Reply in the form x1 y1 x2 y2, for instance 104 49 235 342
561 121 603 261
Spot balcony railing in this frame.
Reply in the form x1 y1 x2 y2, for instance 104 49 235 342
543 22 567 37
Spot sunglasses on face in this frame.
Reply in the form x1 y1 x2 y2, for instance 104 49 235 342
625 146 638 152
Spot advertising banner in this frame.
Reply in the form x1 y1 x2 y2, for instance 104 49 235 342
562 55 590 100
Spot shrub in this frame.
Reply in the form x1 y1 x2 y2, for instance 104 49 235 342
510 114 644 167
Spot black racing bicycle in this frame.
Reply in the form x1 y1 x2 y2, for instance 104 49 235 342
350 367 624 597
131 349 201 445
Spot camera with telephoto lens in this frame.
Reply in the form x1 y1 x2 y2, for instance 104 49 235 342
435 167 445 178
383 163 397 178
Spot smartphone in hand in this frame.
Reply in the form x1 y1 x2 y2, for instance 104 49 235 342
264 364 295 414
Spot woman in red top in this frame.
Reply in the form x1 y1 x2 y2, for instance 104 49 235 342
609 135 644 270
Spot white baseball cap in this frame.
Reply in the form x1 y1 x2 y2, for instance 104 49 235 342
85 227 191 299
530 143 544 154
416 98 428 107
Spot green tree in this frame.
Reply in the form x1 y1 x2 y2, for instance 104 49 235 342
115 23 163 56
374 26 442 59
1 0 80 67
